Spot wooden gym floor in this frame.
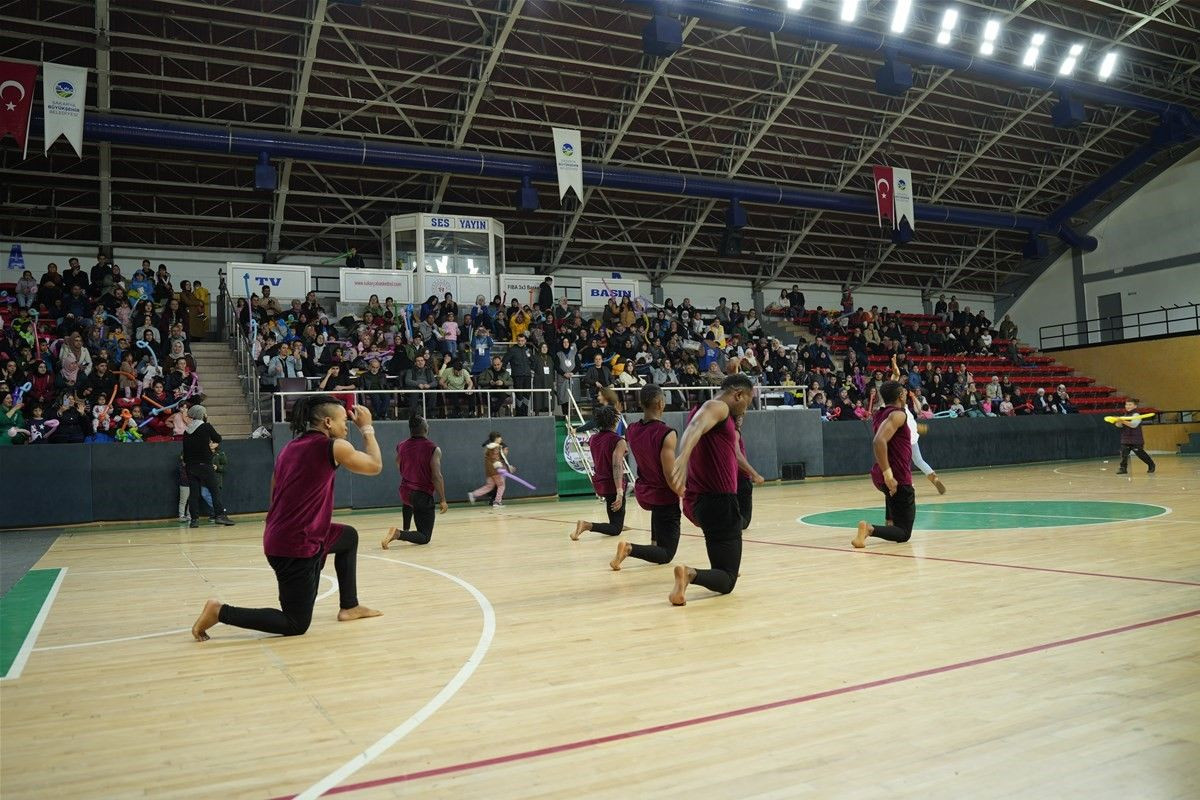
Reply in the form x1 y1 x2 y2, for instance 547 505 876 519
1 456 1198 799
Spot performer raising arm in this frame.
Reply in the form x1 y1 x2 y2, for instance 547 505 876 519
191 396 383 641
852 381 916 549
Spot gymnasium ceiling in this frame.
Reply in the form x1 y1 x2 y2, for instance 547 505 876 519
2 0 1198 295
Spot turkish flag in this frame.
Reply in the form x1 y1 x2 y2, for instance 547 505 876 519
872 165 894 228
0 60 38 159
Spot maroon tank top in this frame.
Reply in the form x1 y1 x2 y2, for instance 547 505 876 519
626 419 677 509
682 407 738 523
263 431 339 558
396 436 437 504
870 405 913 489
589 429 623 496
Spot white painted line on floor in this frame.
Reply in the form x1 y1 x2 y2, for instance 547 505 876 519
293 553 497 800
2 567 67 681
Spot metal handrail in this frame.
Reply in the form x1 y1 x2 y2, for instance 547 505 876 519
220 272 263 429
1039 303 1199 350
599 383 810 410
271 387 554 425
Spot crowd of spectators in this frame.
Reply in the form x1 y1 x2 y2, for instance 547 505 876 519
237 274 1070 424
1 255 211 445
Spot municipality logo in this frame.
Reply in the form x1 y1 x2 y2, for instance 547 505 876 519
55 81 75 99
564 429 594 475
897 178 907 190
560 142 574 157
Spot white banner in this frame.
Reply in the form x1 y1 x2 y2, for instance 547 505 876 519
893 168 915 231
227 262 311 302
43 62 87 157
552 127 583 200
580 277 640 309
500 274 547 306
339 268 412 304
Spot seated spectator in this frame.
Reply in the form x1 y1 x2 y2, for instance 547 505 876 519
358 358 391 420
438 358 474 418
999 394 1015 416
403 353 437 418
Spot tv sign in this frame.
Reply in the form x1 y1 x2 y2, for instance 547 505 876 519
227 262 312 301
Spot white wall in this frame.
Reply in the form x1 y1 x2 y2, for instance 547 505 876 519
1005 146 1200 348
1006 249 1075 347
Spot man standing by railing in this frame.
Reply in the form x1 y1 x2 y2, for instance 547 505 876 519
504 333 534 416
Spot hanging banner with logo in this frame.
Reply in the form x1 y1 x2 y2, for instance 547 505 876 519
43 62 87 157
892 167 915 231
872 165 894 228
8 243 25 270
0 60 38 159
552 127 583 201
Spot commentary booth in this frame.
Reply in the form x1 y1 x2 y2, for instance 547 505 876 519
377 213 505 306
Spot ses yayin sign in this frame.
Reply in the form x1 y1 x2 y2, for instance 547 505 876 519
579 277 640 309
227 262 311 301
339 268 412 304
420 214 489 232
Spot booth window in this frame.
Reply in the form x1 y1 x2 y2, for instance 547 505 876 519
422 231 490 275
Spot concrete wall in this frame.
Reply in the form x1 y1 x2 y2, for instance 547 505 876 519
1006 147 1200 349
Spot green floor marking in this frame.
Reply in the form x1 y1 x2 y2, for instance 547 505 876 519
799 501 1167 531
1 568 67 680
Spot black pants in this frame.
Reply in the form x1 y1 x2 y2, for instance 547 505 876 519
737 475 753 530
871 484 916 543
218 524 360 636
690 494 742 595
589 493 626 536
396 491 436 545
629 503 681 564
186 461 226 521
1119 445 1155 471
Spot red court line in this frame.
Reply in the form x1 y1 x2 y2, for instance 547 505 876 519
524 515 1200 587
285 608 1200 798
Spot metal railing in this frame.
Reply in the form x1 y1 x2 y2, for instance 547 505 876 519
270 388 554 425
1142 410 1198 425
220 276 264 429
598 383 810 411
1039 303 1199 349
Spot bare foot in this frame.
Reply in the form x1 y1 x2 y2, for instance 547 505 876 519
851 521 871 549
381 527 397 550
571 520 588 541
928 473 947 495
337 605 383 621
610 540 632 571
192 598 222 641
669 565 694 606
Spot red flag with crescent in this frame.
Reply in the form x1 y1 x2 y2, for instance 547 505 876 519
872 165 894 228
0 60 38 159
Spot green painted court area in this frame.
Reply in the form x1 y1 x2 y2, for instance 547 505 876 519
799 500 1167 531
1 569 65 680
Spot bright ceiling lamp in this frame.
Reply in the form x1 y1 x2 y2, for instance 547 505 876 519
980 18 1000 56
936 7 958 45
1099 51 1118 80
1059 42 1084 76
1021 32 1046 68
786 0 805 9
840 0 859 23
890 0 912 33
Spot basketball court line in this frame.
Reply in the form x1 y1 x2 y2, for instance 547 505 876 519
271 552 495 800
0 568 66 681
32 568 339 652
796 503 1172 526
520 515 1200 587
281 607 1200 797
